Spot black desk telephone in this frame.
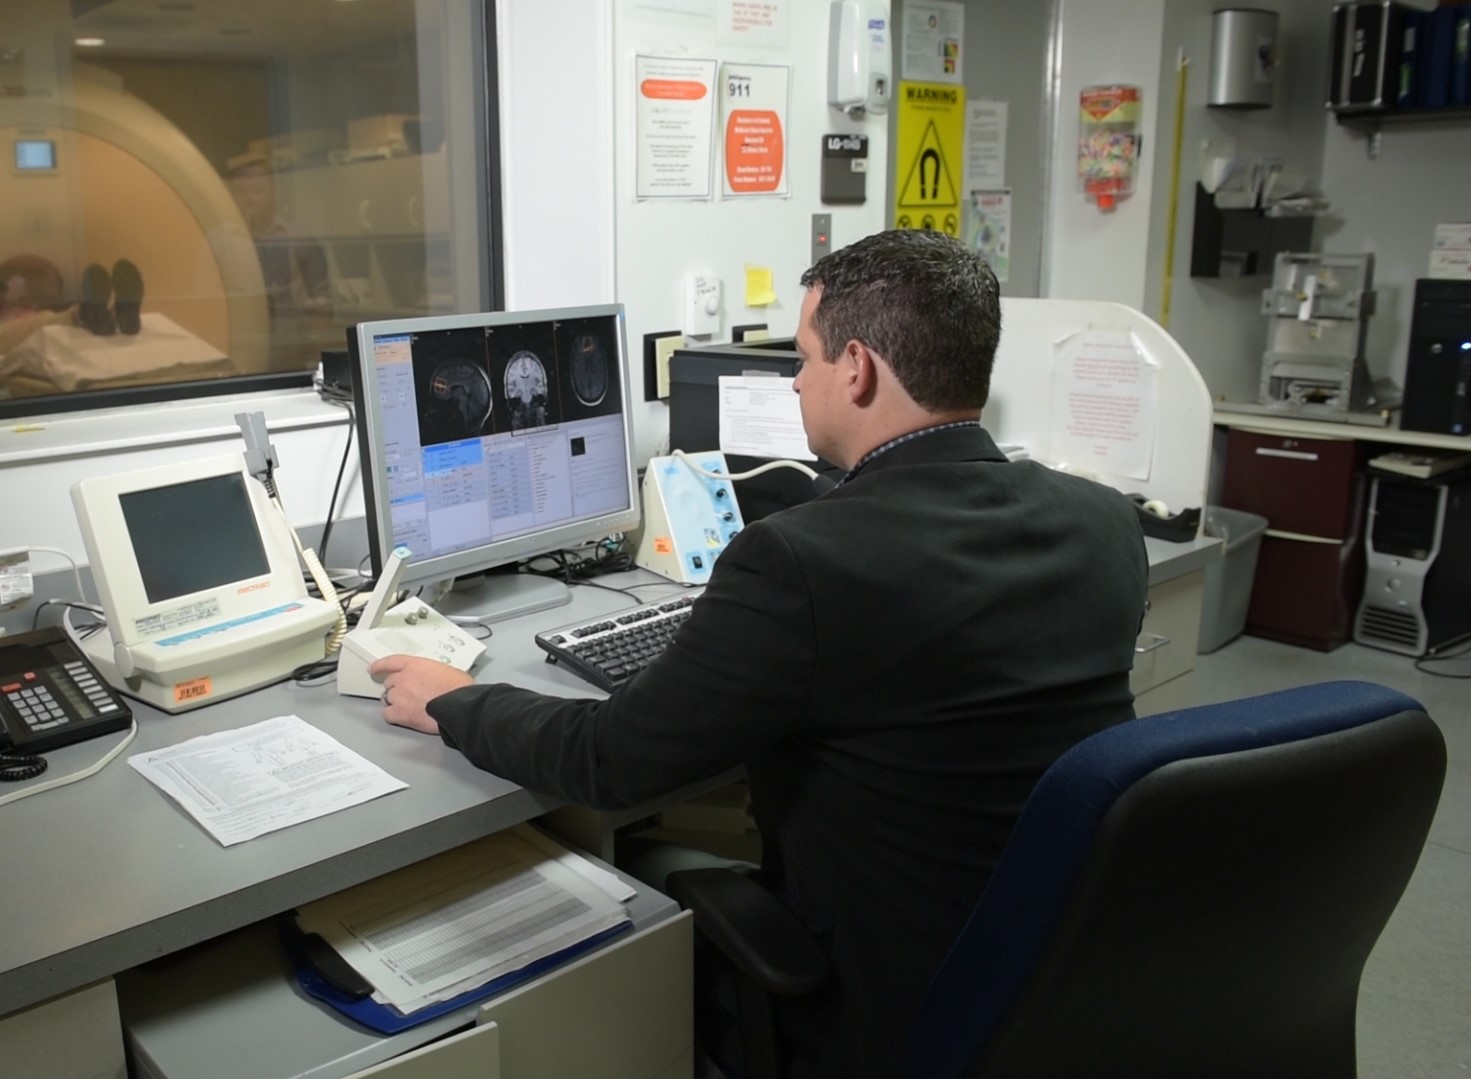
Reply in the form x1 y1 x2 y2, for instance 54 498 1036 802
0 626 132 779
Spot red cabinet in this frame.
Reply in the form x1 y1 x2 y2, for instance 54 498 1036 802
1221 430 1368 650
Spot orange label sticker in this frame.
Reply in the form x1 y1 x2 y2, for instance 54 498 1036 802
174 677 212 704
654 537 674 554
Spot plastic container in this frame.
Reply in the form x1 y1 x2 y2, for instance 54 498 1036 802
1197 505 1269 653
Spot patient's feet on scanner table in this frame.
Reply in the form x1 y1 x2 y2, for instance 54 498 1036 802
111 259 143 335
78 262 114 336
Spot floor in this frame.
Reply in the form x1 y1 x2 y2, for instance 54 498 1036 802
1192 634 1471 1079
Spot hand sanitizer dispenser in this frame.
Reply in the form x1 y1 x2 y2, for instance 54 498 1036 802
828 0 891 116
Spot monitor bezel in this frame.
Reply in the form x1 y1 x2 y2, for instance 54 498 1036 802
349 303 641 593
70 453 315 649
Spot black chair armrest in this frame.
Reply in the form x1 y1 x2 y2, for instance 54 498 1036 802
666 868 829 996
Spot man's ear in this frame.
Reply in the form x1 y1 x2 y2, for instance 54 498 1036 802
844 340 878 403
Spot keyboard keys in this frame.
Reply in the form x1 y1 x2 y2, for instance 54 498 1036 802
535 590 704 691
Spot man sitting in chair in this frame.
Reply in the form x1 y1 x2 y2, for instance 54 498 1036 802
369 229 1149 1077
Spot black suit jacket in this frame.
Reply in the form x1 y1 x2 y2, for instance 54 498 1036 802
430 425 1149 1077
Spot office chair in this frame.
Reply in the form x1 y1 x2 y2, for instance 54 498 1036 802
667 680 1446 1079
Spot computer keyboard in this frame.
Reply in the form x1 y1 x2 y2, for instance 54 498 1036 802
534 589 704 692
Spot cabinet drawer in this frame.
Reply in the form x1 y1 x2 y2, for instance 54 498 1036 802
1130 569 1204 697
1222 430 1362 538
476 910 692 1079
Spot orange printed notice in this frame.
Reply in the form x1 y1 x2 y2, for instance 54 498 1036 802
654 537 674 555
720 63 790 198
725 109 785 193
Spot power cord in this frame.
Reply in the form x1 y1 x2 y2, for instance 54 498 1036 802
317 401 355 566
1414 638 1471 679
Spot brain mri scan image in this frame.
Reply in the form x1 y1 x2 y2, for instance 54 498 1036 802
568 333 610 407
504 349 549 429
427 362 492 438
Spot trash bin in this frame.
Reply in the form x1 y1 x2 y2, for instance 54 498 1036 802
1197 505 1269 653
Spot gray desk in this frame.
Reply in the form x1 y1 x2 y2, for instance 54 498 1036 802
0 542 1214 1073
0 575 690 1025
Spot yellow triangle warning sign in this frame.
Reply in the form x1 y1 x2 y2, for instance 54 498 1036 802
897 119 958 209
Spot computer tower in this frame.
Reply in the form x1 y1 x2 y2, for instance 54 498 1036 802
667 339 842 522
1354 470 1471 656
1400 279 1471 436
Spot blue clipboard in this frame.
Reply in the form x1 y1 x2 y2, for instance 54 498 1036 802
279 914 633 1035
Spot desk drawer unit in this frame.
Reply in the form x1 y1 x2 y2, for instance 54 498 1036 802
119 872 691 1079
1131 569 1204 716
1221 430 1367 650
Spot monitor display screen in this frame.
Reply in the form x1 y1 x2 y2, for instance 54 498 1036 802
352 305 639 596
119 473 271 604
14 139 56 172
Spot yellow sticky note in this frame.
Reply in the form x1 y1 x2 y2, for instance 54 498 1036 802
655 334 683 399
745 266 777 307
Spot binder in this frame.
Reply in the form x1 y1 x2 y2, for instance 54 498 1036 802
1423 5 1456 107
1452 5 1470 106
1398 10 1420 106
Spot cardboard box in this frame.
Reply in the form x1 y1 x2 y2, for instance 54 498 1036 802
1433 223 1471 251
1428 249 1471 279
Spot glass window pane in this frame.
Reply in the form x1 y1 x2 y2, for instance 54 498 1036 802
0 0 491 414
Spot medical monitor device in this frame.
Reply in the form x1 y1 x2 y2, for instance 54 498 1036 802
349 303 641 622
70 454 338 713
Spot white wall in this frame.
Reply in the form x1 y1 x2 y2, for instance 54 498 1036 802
1139 0 1331 404
1318 119 1471 387
1042 0 1166 307
613 0 888 463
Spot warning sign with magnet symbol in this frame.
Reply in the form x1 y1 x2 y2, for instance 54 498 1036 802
892 81 965 238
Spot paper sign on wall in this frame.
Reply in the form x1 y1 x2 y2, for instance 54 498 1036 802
967 189 1011 283
1050 331 1158 481
901 0 964 83
636 55 718 200
722 63 790 197
717 0 790 46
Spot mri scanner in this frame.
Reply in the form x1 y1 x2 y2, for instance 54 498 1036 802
0 62 269 396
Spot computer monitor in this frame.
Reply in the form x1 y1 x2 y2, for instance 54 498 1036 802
70 453 339 712
349 303 640 622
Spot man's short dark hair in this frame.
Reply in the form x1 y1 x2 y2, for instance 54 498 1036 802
798 229 1001 411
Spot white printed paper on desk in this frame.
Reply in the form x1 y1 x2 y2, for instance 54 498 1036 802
295 825 633 1014
128 715 407 847
718 375 816 461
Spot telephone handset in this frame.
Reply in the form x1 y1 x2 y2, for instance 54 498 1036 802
0 627 132 768
336 547 487 699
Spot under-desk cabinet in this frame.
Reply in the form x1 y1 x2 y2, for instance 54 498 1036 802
119 869 692 1079
1131 568 1206 717
1221 430 1367 650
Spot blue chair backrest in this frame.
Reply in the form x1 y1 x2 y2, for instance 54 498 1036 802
905 680 1435 1079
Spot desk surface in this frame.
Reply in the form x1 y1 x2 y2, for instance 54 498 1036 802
1215 405 1471 452
0 542 1210 1018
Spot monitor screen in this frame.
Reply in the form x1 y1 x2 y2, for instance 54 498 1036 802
350 304 640 619
14 139 56 172
119 472 271 604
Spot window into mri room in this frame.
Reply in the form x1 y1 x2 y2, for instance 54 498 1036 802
0 0 497 418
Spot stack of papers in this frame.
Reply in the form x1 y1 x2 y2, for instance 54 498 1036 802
294 825 634 1017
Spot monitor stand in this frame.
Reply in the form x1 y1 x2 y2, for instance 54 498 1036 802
434 567 572 625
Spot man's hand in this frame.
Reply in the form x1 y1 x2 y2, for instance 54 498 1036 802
368 654 474 735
